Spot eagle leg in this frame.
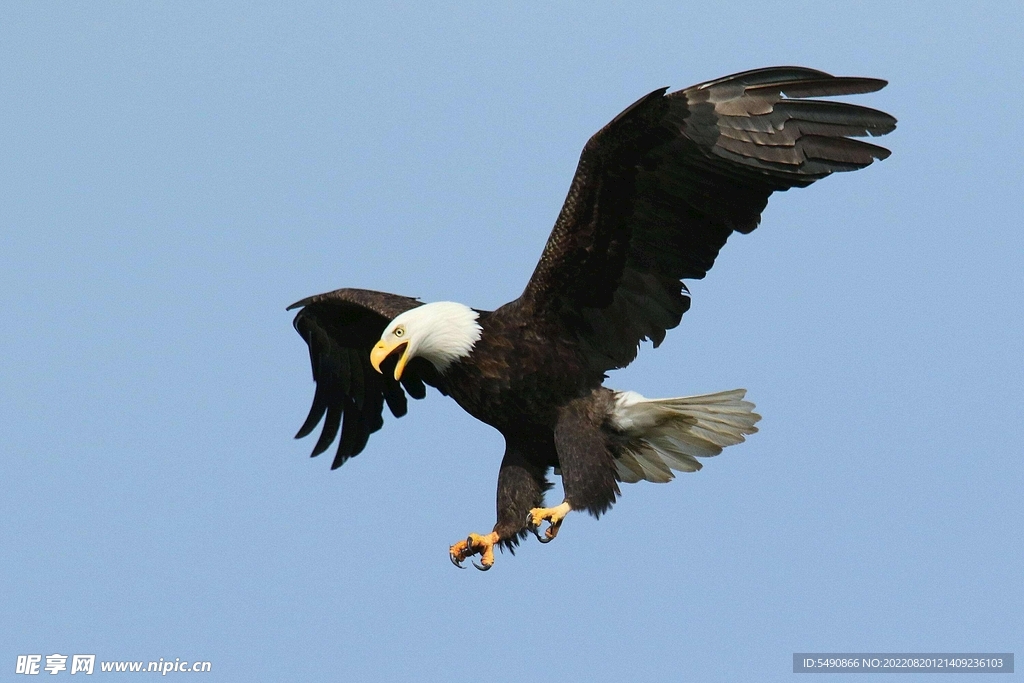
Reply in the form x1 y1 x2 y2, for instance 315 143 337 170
526 501 572 543
449 532 500 571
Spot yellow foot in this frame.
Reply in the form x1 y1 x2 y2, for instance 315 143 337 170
526 501 572 544
449 531 500 571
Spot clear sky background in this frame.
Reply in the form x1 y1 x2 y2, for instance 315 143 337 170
1 2 1021 681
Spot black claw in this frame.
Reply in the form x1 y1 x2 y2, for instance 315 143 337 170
526 513 543 542
537 533 554 544
450 553 465 569
472 560 491 571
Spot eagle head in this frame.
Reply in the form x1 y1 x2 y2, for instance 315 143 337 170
370 301 482 380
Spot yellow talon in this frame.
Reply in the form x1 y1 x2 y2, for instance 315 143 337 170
526 501 572 543
449 531 500 571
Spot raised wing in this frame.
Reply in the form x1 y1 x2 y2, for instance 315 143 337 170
289 288 443 469
518 66 896 371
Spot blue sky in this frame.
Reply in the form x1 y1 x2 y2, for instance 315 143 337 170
1 2 1021 681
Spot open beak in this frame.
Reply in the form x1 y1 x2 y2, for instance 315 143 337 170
370 339 410 380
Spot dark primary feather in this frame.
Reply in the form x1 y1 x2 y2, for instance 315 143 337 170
519 66 896 372
288 288 441 468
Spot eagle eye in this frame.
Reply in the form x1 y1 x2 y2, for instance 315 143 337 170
394 327 405 338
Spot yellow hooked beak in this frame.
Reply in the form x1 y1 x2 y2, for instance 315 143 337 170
370 339 410 381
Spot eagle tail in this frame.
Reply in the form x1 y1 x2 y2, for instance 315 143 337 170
609 389 760 484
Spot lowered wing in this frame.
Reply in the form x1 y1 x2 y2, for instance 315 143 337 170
289 288 443 469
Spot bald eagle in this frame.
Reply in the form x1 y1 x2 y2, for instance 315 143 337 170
290 67 895 570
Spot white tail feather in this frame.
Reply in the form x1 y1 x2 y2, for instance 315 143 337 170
610 389 760 484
